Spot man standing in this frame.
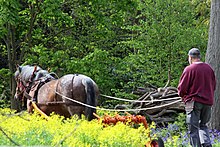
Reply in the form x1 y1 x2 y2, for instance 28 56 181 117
178 48 216 147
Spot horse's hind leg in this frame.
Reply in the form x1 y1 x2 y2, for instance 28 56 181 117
66 105 84 119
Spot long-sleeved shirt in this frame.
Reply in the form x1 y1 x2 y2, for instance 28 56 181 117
178 62 216 105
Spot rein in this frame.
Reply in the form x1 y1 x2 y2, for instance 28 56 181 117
16 76 33 100
15 77 27 97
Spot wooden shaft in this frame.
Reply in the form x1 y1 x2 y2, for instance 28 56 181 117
32 102 50 120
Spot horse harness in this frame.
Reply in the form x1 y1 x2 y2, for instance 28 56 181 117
21 74 55 103
18 73 79 106
27 76 54 103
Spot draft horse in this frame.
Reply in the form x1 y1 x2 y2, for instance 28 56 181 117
14 65 99 120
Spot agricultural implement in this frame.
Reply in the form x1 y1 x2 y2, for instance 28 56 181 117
93 112 164 147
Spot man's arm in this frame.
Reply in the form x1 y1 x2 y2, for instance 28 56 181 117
178 69 190 99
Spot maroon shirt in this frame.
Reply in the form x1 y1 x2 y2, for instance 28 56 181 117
178 62 216 105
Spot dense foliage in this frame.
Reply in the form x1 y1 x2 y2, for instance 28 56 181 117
1 1 220 146
0 108 220 146
0 0 210 107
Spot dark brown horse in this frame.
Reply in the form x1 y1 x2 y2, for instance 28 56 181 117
14 65 99 120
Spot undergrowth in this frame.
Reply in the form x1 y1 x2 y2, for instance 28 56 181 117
0 108 220 146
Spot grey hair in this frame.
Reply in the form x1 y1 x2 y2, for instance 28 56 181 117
188 48 201 59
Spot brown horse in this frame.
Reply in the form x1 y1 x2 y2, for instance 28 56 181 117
14 65 99 120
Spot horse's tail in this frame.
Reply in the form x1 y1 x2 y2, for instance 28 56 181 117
83 78 96 121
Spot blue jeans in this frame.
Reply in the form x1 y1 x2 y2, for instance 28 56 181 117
185 101 212 147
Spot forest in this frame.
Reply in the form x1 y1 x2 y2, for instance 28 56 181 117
0 0 210 109
2 0 220 146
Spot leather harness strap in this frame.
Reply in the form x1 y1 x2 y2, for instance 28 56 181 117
24 91 32 100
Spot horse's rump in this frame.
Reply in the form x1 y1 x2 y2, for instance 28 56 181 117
55 74 98 120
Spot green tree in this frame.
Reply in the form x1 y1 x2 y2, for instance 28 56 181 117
0 0 211 109
0 0 21 109
114 0 209 92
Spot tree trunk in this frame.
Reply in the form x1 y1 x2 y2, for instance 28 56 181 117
4 24 21 111
206 0 220 130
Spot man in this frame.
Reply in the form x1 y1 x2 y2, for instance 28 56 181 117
178 48 216 147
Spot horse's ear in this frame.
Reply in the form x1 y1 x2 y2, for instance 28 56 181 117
18 66 22 73
33 66 37 73
16 64 21 71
